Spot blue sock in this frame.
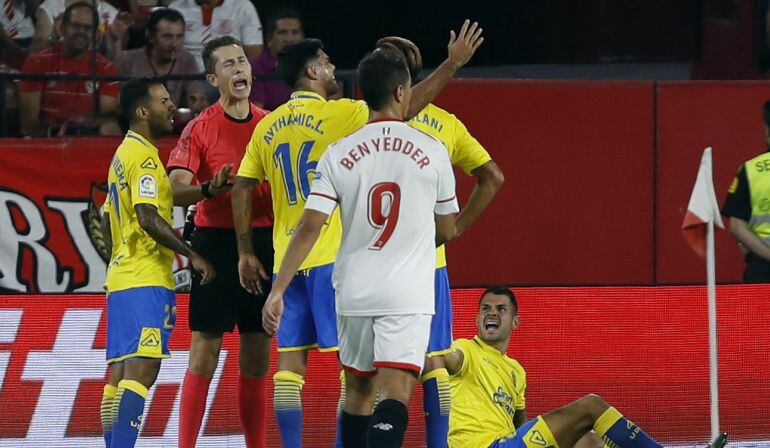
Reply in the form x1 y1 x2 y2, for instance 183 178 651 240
101 384 117 447
595 406 662 448
421 368 451 448
274 370 305 448
110 380 148 448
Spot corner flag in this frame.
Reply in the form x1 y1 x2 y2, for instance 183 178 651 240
682 147 724 258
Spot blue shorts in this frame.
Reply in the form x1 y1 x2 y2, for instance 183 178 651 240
489 417 558 448
427 267 452 356
275 263 338 352
106 286 176 364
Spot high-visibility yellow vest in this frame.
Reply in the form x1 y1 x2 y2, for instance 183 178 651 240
745 152 770 244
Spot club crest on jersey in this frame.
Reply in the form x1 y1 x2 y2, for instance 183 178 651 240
138 174 156 198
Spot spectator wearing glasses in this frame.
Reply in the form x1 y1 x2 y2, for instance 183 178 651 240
19 1 120 136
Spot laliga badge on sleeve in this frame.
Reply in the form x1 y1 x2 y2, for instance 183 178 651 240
138 174 157 198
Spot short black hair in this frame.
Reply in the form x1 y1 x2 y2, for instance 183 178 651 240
147 8 185 36
202 36 243 75
479 285 518 313
62 1 97 28
120 78 162 127
764 100 770 127
277 38 323 88
356 49 410 111
265 8 302 36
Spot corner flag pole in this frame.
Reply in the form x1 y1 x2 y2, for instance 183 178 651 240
706 219 719 440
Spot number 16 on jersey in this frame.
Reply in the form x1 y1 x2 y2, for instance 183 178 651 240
273 140 317 205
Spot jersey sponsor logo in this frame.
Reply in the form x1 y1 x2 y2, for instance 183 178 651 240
140 157 158 170
138 174 157 198
492 386 515 417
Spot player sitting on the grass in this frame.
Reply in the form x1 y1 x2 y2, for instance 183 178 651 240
442 286 728 448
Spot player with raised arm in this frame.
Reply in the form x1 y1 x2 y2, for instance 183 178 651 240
231 21 483 447
442 286 728 448
375 36 505 448
99 78 218 448
262 49 460 448
167 36 274 448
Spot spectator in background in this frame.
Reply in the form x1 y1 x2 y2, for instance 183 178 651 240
169 0 263 72
0 0 37 68
248 8 303 110
30 0 130 59
722 100 770 283
19 2 120 136
115 8 206 129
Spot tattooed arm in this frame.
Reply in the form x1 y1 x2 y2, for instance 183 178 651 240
231 175 269 294
135 203 215 284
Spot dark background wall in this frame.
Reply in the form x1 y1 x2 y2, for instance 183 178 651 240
253 0 701 69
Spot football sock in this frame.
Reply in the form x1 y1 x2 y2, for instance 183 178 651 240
334 370 345 448
340 410 371 448
239 374 267 448
101 384 117 448
595 406 662 448
111 380 148 448
421 368 451 448
274 370 305 448
179 369 211 448
367 399 408 448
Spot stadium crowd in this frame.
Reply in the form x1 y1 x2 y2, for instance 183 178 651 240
0 0 304 136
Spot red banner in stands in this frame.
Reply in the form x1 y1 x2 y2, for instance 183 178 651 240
0 137 179 294
0 285 767 446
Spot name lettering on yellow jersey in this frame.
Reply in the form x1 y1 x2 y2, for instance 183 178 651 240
264 113 325 144
111 156 128 190
410 112 444 133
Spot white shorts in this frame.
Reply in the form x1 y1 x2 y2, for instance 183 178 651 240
337 314 432 376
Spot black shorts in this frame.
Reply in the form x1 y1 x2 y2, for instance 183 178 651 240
189 227 274 333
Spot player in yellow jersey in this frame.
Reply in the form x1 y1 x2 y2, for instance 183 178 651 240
442 287 728 448
374 36 505 448
232 22 484 447
100 78 221 448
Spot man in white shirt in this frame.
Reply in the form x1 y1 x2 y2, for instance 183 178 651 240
168 0 262 71
262 49 459 448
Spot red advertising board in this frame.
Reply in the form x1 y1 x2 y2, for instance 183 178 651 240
0 285 768 446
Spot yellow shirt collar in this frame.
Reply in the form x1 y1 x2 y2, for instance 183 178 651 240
290 90 325 102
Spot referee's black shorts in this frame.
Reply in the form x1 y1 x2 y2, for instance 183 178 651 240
189 226 274 334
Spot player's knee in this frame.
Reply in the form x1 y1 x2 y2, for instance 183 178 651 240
239 351 270 377
123 359 161 389
580 393 609 419
188 347 220 376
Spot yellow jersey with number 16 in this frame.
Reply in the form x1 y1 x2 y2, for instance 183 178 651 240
238 91 369 271
104 130 175 292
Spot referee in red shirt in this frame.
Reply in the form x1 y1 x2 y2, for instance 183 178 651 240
168 36 273 448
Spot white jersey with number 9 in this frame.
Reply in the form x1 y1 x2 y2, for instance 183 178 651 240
305 119 459 316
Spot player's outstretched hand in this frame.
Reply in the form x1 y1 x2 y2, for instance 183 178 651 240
262 291 284 336
447 19 484 69
238 253 269 295
190 253 216 285
210 163 235 196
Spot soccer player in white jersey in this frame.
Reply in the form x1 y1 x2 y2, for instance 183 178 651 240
263 49 459 448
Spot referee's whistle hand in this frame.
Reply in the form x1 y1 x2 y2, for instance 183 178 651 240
190 253 216 285
262 293 284 336
238 253 269 295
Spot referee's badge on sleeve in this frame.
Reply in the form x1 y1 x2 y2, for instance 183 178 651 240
139 174 157 198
